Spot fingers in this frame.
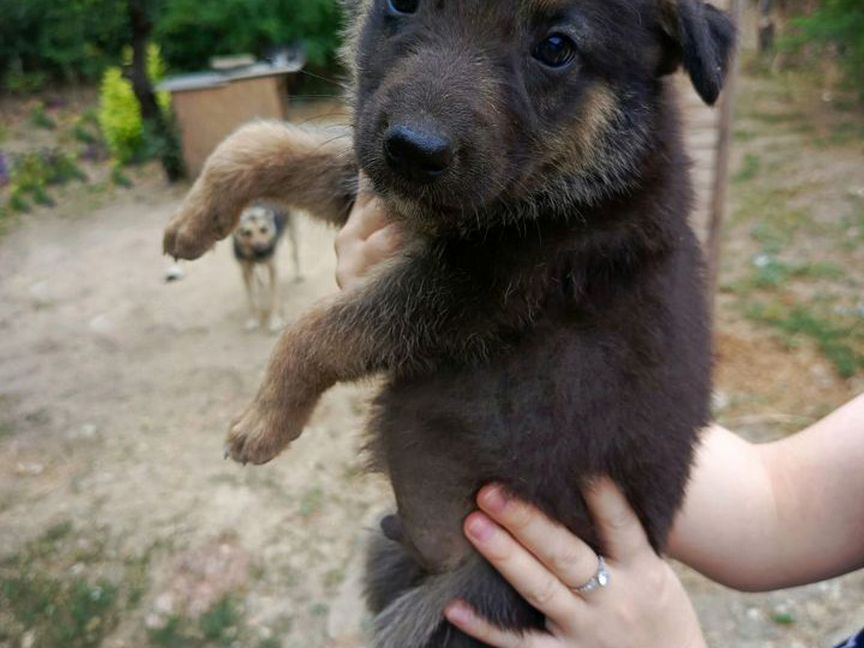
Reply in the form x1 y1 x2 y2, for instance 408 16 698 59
348 190 391 240
477 485 603 592
584 477 650 564
335 185 402 290
463 513 579 624
445 601 555 648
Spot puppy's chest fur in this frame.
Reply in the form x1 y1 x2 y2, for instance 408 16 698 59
367 198 712 573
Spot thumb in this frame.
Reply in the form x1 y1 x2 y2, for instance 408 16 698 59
585 477 652 564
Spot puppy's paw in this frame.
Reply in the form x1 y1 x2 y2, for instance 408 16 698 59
244 317 262 332
163 199 240 260
225 402 308 466
163 214 216 261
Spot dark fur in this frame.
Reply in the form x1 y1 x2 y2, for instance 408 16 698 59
163 1 736 646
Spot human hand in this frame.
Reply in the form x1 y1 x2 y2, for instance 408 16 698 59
335 178 402 291
444 478 707 648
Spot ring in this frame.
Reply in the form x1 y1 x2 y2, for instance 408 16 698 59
573 555 610 595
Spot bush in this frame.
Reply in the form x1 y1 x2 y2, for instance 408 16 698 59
0 0 128 92
788 0 864 98
4 149 88 214
98 45 171 164
155 0 343 71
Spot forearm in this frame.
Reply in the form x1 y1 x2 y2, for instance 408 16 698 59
669 395 864 591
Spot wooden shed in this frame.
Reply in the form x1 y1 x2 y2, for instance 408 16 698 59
159 59 304 177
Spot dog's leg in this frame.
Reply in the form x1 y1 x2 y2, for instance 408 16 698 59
164 121 358 260
241 262 261 331
224 249 542 465
265 257 284 333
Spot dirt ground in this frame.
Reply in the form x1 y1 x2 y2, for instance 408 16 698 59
1 68 863 648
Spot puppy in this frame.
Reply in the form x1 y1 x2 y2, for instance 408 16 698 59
164 1 736 646
232 204 301 332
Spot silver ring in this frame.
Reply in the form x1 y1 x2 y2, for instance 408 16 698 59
573 556 610 595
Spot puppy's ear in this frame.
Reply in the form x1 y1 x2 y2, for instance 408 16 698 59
657 0 737 105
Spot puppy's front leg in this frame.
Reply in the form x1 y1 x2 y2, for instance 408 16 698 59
164 121 358 260
225 247 534 465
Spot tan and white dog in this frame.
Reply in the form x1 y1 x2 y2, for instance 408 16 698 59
232 204 301 332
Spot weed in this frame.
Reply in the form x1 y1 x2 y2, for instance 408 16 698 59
28 103 56 130
733 153 761 184
299 487 325 519
200 597 241 643
147 596 244 648
0 523 152 648
111 164 133 188
746 303 864 378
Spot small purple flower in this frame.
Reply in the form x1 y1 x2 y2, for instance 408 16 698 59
0 153 9 187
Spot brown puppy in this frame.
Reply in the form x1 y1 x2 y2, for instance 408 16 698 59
232 205 302 332
163 1 736 646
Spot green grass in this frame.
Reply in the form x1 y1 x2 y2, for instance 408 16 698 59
28 104 56 131
746 303 864 379
0 523 152 648
147 596 243 648
733 153 762 184
750 258 846 290
299 487 325 519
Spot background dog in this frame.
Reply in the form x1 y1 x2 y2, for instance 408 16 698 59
232 204 302 332
164 1 736 646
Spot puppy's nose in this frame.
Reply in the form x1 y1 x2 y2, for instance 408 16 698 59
383 125 454 182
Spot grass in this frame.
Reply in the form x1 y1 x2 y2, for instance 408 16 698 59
746 303 864 379
0 522 151 648
733 153 762 184
28 104 56 131
147 596 243 648
722 68 864 380
299 487 325 519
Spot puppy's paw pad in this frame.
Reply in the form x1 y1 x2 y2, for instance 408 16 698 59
225 412 287 466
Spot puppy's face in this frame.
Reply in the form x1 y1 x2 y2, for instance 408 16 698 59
234 207 279 256
348 0 734 232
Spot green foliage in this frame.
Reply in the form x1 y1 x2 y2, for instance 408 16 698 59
0 523 128 648
1 0 344 94
3 149 87 215
98 45 171 164
28 103 57 130
0 0 128 92
788 0 864 98
147 597 243 648
155 0 343 71
747 303 864 379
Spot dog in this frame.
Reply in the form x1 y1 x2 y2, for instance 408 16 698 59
163 1 735 646
232 204 301 332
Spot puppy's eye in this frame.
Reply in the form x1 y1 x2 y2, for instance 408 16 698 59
259 226 268 234
243 230 253 237
533 34 578 68
388 0 419 15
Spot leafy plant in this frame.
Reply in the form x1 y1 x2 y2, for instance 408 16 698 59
98 44 171 164
786 0 864 99
2 150 87 215
28 103 57 130
155 0 343 71
0 0 128 92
